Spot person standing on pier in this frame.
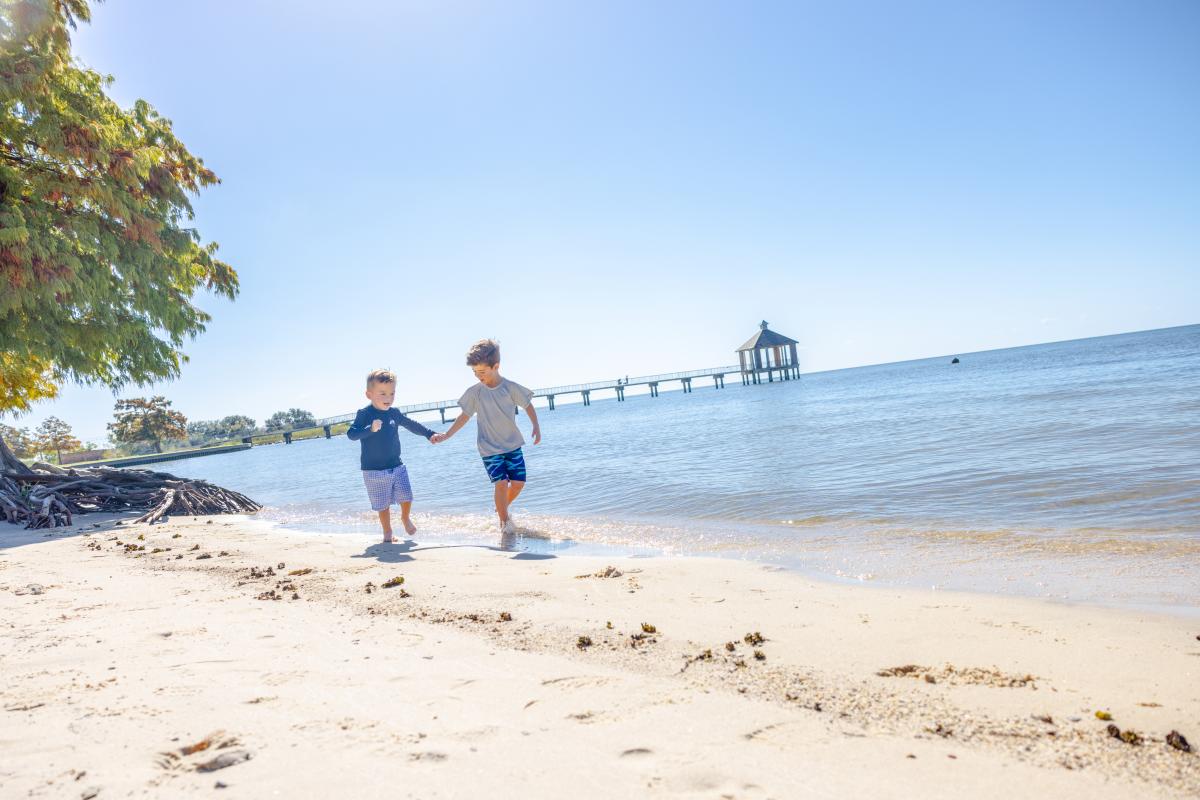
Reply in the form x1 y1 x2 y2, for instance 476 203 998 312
347 369 439 543
432 339 541 537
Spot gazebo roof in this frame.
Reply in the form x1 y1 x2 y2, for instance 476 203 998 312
737 321 798 352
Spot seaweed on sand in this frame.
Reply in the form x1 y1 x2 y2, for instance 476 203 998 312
1166 730 1191 752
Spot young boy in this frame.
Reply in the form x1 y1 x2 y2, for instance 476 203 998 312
432 339 540 534
347 369 438 543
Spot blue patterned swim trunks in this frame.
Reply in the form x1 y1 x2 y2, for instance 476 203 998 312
481 448 526 483
362 464 413 510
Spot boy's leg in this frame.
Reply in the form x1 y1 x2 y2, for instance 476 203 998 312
399 501 416 535
377 508 393 542
505 450 527 511
364 469 394 543
482 453 511 524
494 479 512 523
394 466 416 536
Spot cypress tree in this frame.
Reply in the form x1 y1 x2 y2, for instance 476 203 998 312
1 0 238 472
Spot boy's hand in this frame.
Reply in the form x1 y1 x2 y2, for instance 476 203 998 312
430 433 446 444
531 426 541 445
370 419 382 433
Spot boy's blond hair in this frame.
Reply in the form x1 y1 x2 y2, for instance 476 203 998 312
366 368 396 388
466 339 500 367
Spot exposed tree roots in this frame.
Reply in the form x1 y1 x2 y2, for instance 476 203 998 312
0 464 261 529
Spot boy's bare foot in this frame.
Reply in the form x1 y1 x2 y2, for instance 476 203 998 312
502 518 516 536
382 532 394 544
402 517 416 535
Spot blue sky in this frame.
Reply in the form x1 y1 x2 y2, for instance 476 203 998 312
9 0 1199 442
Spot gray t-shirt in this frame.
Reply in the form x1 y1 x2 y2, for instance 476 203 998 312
457 378 535 456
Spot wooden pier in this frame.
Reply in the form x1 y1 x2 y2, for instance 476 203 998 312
294 365 743 439
248 322 802 444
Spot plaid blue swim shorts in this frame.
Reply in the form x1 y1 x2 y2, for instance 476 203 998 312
362 464 413 511
481 448 526 484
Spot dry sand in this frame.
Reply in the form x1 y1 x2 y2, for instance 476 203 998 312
2 514 1197 799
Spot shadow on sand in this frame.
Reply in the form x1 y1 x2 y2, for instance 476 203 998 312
0 512 138 551
352 533 557 564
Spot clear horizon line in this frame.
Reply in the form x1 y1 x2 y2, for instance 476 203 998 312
13 320 1196 444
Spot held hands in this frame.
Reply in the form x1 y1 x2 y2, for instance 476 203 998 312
370 419 383 433
429 433 448 444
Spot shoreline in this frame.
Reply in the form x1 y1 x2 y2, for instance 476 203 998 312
2 513 1197 797
261 510 1200 620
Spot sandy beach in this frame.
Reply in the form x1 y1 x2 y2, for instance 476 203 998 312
1 514 1196 799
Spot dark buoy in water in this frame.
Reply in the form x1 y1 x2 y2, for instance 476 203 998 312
950 357 960 364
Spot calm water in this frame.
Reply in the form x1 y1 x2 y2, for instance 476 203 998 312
164 325 1200 611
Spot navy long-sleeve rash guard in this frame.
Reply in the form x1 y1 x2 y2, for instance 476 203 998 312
346 405 435 470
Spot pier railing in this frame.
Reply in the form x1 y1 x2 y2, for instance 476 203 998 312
248 362 795 444
535 365 741 396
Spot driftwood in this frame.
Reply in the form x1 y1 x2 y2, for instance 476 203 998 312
0 464 261 529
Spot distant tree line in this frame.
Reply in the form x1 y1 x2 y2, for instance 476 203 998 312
0 416 87 463
265 408 316 432
186 414 256 445
2 400 319 464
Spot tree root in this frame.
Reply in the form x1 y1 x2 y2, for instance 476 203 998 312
1 465 261 529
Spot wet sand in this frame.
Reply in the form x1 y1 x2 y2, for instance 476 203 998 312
1 514 1197 798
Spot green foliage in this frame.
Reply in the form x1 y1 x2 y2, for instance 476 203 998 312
107 395 187 453
33 414 79 462
265 408 316 432
0 0 238 414
218 414 256 437
185 419 218 445
187 413 256 444
254 422 346 445
0 422 34 456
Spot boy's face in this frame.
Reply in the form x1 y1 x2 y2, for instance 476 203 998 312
472 362 501 386
365 381 395 410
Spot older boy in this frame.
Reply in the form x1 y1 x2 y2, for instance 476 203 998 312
347 369 437 543
432 340 540 534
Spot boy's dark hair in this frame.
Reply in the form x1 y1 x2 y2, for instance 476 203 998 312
366 368 396 388
466 339 500 367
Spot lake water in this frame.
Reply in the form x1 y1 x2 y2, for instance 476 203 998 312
162 325 1199 612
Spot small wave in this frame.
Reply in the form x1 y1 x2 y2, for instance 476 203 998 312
779 515 839 527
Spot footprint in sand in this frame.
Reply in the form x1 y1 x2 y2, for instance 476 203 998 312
741 721 802 747
620 747 654 758
541 675 617 690
261 670 307 686
448 725 500 742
